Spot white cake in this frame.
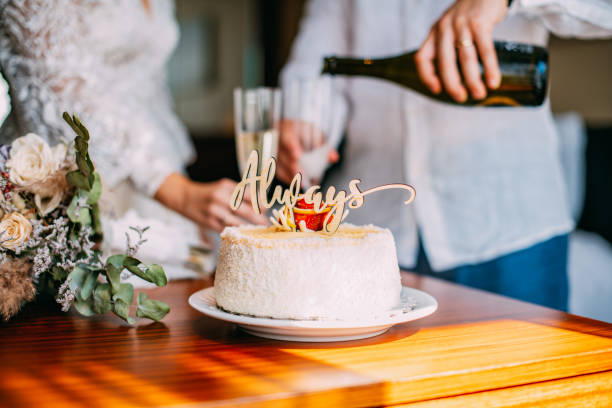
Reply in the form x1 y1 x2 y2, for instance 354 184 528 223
214 224 401 320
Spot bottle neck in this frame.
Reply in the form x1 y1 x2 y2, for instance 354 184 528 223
322 53 431 95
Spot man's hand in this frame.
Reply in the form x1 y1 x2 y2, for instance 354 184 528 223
155 173 268 233
415 0 508 102
276 120 338 185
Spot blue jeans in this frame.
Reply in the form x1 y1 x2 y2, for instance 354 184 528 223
410 235 569 311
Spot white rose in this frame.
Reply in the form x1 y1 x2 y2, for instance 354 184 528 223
0 212 32 250
6 133 67 196
6 133 70 214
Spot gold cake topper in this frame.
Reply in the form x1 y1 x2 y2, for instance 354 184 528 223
230 150 415 234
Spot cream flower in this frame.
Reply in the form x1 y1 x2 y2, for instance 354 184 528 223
0 212 32 250
34 192 64 216
6 133 71 215
6 133 68 196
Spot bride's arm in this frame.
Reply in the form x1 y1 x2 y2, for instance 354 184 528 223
0 0 165 191
0 0 267 231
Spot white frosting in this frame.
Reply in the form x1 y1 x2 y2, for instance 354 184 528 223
214 224 401 320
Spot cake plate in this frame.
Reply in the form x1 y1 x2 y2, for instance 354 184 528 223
188 286 438 342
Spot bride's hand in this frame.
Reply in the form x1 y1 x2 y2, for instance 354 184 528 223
155 173 268 233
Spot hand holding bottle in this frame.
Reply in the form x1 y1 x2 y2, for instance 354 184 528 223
415 0 509 102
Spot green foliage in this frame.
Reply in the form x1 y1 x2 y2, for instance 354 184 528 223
86 173 102 205
65 171 91 190
136 293 170 321
80 270 99 301
66 192 92 225
125 261 167 287
74 297 96 316
93 283 112 314
113 283 135 324
59 112 169 324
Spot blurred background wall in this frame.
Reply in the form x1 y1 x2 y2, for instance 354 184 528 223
0 0 610 320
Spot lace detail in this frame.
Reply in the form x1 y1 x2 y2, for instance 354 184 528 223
0 0 195 196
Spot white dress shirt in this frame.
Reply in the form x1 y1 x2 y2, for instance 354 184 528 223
281 0 612 270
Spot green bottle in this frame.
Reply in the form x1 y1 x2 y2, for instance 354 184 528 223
322 41 548 107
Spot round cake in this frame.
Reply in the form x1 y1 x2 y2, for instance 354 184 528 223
214 224 401 320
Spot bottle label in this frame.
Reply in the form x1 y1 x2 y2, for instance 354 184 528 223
477 96 521 107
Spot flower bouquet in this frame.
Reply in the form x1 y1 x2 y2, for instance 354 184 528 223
0 113 169 323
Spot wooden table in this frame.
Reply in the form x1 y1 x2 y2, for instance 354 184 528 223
1 272 611 407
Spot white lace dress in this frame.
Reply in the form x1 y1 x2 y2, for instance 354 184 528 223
0 0 206 278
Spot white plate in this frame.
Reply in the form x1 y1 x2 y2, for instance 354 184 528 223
188 286 438 342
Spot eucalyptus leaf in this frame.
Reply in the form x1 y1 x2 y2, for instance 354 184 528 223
76 153 91 177
69 223 79 243
136 293 170 321
63 113 87 140
113 300 135 324
74 297 96 317
106 263 122 294
86 173 102 205
77 207 92 226
79 270 99 301
92 283 112 314
66 170 91 190
67 266 88 292
147 264 167 287
75 135 88 154
112 283 135 324
51 265 68 281
73 116 90 140
67 195 79 222
91 204 103 240
125 264 150 283
106 254 126 270
113 283 134 304
124 263 167 287
123 257 141 267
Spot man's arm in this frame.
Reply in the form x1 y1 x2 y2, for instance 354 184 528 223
414 0 612 103
277 0 350 185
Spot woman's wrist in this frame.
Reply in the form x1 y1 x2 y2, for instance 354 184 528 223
154 172 191 215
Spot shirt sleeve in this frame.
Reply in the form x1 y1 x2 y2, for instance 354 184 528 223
509 0 612 37
280 0 351 161
0 0 191 197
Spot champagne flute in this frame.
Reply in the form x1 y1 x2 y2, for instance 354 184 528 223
233 87 281 175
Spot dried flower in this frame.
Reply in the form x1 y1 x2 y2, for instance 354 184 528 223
125 226 149 257
5 134 70 215
0 259 35 321
0 212 32 250
11 194 26 211
56 277 76 312
0 115 169 324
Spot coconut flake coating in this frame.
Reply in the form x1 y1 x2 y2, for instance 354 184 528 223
214 224 401 320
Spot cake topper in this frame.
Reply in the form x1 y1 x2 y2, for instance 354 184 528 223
230 150 415 234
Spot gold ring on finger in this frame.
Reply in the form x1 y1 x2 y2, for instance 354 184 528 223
456 39 474 49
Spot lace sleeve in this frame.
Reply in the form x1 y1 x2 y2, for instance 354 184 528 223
0 0 195 196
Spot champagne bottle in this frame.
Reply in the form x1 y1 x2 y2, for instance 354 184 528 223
321 41 548 107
